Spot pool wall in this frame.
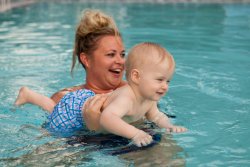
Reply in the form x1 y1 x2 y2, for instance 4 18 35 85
0 0 35 12
1 0 250 13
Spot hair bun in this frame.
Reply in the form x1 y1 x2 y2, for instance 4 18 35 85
79 9 117 34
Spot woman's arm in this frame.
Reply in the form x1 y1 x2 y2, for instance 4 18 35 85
50 85 84 103
83 94 108 131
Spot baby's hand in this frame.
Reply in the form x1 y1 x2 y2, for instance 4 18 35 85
131 130 153 147
166 126 187 133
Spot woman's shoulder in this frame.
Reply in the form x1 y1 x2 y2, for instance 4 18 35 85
50 85 85 104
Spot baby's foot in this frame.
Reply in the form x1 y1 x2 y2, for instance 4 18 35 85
14 86 29 106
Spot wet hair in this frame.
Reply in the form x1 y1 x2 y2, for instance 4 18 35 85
71 9 121 75
125 42 175 80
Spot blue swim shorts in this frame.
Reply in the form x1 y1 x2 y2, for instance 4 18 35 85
47 89 95 132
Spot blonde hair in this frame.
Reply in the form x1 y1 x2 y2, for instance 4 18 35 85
71 9 120 75
125 42 175 80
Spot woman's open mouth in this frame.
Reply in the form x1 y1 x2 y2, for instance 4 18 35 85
109 69 122 74
109 68 123 78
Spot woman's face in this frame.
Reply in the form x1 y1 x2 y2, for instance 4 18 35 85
86 35 125 92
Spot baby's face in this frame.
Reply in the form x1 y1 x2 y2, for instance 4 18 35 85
137 59 175 101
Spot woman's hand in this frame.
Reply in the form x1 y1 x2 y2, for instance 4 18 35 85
83 94 108 131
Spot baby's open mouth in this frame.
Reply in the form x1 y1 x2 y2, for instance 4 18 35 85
157 92 164 96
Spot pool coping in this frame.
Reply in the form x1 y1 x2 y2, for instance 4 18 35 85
0 0 35 13
1 0 250 13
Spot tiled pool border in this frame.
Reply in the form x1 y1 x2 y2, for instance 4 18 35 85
1 0 250 13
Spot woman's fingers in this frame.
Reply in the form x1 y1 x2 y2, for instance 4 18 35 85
94 94 109 110
87 94 108 111
88 94 101 107
83 94 109 131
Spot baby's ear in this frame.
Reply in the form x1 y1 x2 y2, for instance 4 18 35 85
130 69 140 84
80 53 89 68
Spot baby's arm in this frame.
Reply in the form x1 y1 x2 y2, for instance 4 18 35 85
146 103 187 133
100 97 152 147
15 86 56 113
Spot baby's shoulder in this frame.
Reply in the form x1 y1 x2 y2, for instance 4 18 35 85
103 87 134 108
115 86 135 101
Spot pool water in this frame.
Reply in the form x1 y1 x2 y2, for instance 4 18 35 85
1 2 250 166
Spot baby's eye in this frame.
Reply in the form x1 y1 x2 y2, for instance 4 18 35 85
157 78 164 82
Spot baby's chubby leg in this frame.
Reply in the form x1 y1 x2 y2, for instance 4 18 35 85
14 86 55 113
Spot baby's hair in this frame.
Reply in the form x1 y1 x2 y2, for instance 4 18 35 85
71 9 121 75
125 42 175 80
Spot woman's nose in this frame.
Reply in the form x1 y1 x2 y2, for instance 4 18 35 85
115 55 125 64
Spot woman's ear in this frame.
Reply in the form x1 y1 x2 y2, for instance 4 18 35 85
80 53 89 68
130 69 140 84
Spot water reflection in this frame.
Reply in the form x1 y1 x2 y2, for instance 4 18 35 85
0 124 186 166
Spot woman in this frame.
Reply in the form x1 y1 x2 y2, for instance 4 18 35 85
50 9 127 130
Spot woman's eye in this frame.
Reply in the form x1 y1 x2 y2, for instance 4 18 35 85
121 52 126 58
107 53 115 57
157 79 163 81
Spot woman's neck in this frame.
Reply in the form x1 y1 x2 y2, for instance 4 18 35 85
83 82 114 94
83 79 127 94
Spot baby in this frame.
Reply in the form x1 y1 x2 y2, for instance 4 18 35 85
15 42 187 147
99 42 186 146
